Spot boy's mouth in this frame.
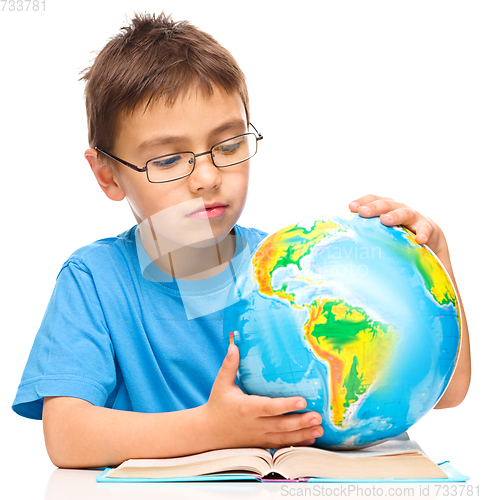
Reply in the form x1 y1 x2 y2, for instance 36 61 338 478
187 203 228 220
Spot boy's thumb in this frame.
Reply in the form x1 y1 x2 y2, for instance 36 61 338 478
216 344 240 386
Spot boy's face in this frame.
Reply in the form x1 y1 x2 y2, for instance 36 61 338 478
94 87 250 250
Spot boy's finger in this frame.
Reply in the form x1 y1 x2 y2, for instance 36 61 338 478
284 411 322 431
348 194 394 212
349 194 383 211
213 344 240 387
414 222 432 244
379 207 415 226
358 199 403 218
251 394 307 417
260 411 322 433
265 425 324 448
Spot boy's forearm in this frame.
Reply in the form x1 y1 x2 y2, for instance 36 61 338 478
43 397 213 468
433 248 471 408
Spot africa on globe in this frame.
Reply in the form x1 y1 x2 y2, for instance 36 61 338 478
223 214 461 449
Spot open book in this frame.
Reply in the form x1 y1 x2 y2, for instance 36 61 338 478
101 435 449 481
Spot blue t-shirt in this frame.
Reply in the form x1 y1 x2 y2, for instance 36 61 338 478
12 224 267 420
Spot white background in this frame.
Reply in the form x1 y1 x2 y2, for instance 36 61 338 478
1 0 480 497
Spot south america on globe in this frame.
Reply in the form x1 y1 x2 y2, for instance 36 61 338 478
223 214 461 449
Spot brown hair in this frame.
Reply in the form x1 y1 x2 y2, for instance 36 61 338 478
81 12 249 154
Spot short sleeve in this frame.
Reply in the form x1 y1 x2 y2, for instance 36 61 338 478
12 261 117 419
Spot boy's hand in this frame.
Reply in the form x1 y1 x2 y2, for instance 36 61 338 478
202 344 323 450
349 194 471 409
349 194 447 256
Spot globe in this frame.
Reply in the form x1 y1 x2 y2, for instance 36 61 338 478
223 214 461 449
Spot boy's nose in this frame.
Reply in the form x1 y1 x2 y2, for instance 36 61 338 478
189 153 222 191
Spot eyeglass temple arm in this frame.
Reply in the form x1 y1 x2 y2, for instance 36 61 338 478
250 123 263 141
94 147 145 172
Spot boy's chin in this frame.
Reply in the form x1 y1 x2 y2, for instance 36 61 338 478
185 231 235 249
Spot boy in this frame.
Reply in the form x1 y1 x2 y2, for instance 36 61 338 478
12 13 470 469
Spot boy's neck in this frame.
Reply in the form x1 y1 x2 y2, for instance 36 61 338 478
138 225 237 281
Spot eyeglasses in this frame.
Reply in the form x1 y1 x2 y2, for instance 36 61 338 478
95 123 263 183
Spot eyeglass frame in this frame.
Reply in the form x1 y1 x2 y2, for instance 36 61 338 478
94 123 263 184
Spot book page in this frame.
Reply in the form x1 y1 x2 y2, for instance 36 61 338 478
112 447 273 470
105 451 276 479
272 434 447 480
273 433 421 461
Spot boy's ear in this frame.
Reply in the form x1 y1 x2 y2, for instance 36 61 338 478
84 148 126 202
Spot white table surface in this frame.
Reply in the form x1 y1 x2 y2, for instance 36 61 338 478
30 468 476 500
4 407 480 500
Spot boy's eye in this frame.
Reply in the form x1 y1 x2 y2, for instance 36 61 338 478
215 140 243 155
150 155 183 169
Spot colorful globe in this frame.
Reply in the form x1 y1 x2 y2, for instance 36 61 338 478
223 214 461 449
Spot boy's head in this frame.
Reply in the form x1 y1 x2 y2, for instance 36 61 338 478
82 13 258 255
82 12 249 156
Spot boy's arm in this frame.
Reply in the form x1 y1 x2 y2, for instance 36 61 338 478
349 195 471 408
43 344 323 468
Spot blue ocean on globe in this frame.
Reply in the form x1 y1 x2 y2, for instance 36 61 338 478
223 214 461 449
